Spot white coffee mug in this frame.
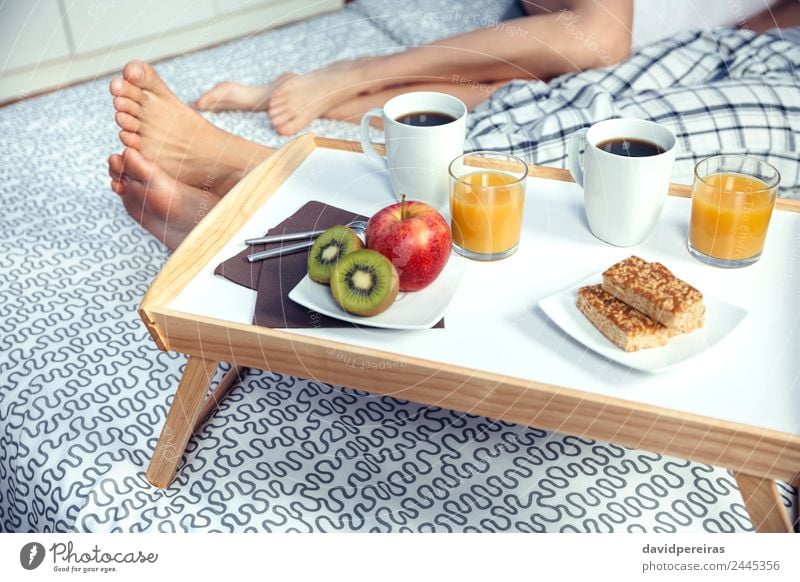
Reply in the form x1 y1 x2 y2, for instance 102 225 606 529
568 118 677 247
360 91 467 210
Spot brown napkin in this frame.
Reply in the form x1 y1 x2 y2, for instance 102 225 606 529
215 201 364 327
215 201 363 291
215 201 445 329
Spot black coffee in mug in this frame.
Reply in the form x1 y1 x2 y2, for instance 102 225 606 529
596 137 665 157
395 111 457 127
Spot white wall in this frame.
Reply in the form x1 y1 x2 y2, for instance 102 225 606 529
0 0 343 103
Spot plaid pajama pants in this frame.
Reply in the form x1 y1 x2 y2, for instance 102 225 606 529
466 26 800 197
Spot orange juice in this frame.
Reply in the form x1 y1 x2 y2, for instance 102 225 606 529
450 171 525 255
689 172 776 261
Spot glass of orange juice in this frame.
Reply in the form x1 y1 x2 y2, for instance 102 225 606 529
448 151 528 261
688 155 780 268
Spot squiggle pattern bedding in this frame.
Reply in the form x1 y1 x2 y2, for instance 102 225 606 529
0 1 797 532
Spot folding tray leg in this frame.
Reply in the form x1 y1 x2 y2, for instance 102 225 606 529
192 365 247 433
734 472 794 533
146 356 222 488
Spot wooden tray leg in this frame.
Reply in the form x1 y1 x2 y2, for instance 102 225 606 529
146 356 220 488
734 472 794 533
193 365 247 432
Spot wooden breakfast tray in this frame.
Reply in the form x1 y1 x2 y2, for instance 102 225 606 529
140 135 800 532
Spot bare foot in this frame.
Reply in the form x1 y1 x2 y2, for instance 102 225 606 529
193 74 294 112
110 61 271 195
108 148 219 250
267 61 368 135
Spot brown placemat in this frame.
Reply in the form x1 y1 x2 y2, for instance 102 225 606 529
215 201 444 329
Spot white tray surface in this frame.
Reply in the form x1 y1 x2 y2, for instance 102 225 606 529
168 147 800 436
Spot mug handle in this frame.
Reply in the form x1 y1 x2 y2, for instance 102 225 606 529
567 128 588 187
360 108 387 168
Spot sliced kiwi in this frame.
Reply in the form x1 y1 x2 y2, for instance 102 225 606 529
330 250 399 317
308 225 363 284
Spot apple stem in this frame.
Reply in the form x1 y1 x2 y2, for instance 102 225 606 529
401 193 406 221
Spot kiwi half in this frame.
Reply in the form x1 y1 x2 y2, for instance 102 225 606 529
330 250 399 317
308 225 363 284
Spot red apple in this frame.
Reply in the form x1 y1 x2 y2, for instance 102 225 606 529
366 197 452 291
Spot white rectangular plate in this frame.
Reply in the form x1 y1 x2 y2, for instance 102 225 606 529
539 274 748 373
288 253 465 330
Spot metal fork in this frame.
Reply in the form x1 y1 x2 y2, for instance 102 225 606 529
244 219 366 246
246 220 367 263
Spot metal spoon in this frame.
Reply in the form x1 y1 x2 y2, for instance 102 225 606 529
246 220 367 263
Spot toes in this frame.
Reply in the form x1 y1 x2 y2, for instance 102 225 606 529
108 153 125 178
276 117 306 136
121 148 158 183
269 89 288 107
118 179 149 223
269 108 291 128
113 79 146 104
272 117 292 133
118 130 141 150
264 72 298 105
110 78 125 96
124 60 164 94
115 111 140 132
269 81 292 102
110 177 128 194
123 61 146 84
113 96 142 117
267 103 292 121
267 103 294 125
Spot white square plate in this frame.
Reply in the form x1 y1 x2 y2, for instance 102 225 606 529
288 254 465 330
538 274 748 373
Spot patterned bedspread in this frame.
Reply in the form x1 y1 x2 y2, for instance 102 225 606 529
0 0 797 532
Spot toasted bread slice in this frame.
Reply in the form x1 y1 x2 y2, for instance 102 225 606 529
576 285 673 352
602 256 705 332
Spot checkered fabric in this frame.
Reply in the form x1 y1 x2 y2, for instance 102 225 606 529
466 27 800 197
